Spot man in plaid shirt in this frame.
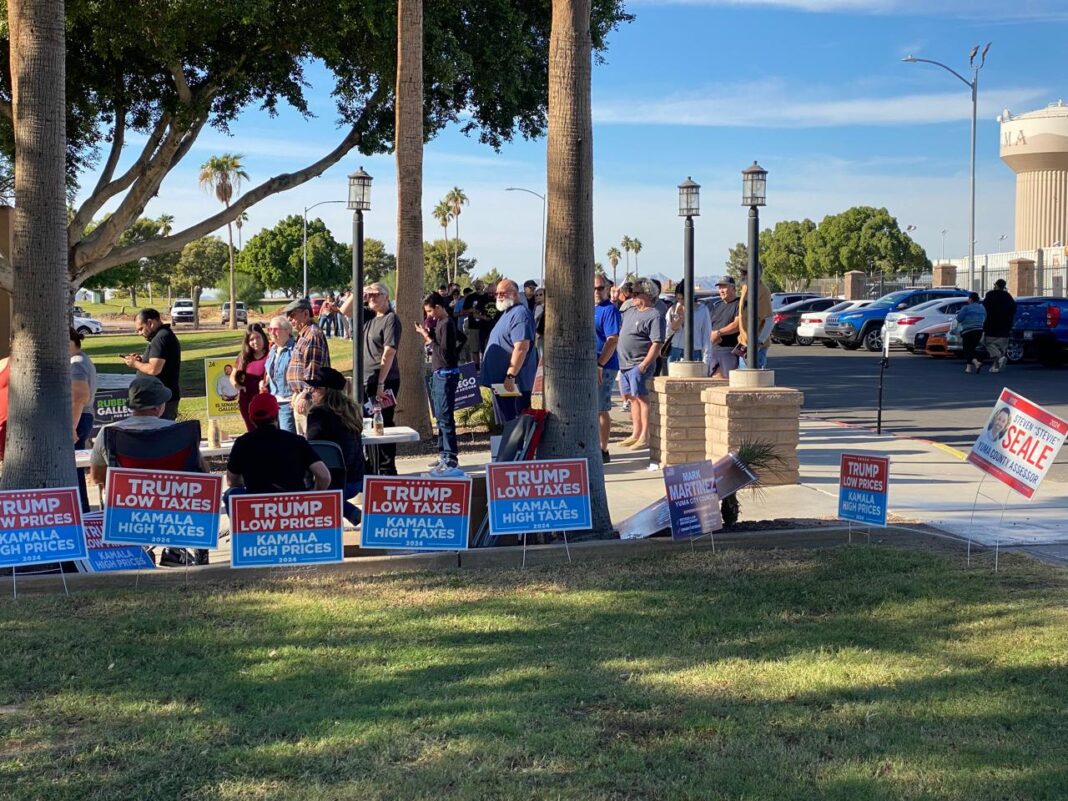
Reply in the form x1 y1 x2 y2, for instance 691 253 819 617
283 298 330 435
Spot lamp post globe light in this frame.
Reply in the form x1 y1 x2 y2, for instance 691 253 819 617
741 162 766 371
677 177 700 362
348 166 372 405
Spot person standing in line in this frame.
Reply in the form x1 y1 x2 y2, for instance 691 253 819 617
957 292 987 374
594 276 621 462
523 279 539 311
232 323 270 432
476 281 501 355
478 279 538 424
261 316 297 432
124 308 182 420
283 297 330 435
416 292 463 473
617 282 634 313
533 286 545 363
617 278 665 450
667 281 711 366
707 277 740 379
362 282 402 475
735 266 773 370
70 327 97 511
982 278 1017 373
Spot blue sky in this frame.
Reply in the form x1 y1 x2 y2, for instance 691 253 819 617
100 0 1068 287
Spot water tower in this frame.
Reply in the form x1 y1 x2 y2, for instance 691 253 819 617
1000 101 1068 250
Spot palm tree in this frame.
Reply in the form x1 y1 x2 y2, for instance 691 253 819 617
621 235 633 278
445 186 468 283
0 0 78 491
394 0 432 437
606 246 621 285
432 200 453 282
540 0 609 533
631 237 642 272
198 153 248 329
234 211 249 248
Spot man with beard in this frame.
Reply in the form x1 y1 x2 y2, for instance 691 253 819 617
479 279 538 423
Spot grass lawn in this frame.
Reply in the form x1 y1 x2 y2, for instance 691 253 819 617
1 546 1066 800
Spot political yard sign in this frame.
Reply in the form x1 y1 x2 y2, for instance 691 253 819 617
230 491 343 568
103 469 222 549
838 454 890 527
361 476 472 551
486 458 591 535
205 356 240 419
0 488 87 567
80 511 155 573
968 389 1068 500
663 461 722 541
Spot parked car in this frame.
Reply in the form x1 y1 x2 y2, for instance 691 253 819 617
884 296 969 350
1010 297 1068 367
797 300 871 347
824 287 969 352
944 321 1024 363
771 297 843 345
771 291 823 311
221 301 248 325
923 323 953 357
72 313 102 336
169 299 196 324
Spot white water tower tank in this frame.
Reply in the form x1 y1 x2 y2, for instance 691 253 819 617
1000 101 1068 251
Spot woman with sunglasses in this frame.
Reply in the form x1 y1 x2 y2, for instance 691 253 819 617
260 316 297 432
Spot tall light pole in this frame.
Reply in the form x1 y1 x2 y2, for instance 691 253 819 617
505 186 547 287
678 177 700 362
347 167 373 405
905 225 918 285
940 228 947 264
303 199 346 298
741 162 767 371
903 44 990 294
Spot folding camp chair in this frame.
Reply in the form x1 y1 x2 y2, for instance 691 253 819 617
308 439 361 526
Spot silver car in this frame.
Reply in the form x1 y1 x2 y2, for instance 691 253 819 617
884 297 968 350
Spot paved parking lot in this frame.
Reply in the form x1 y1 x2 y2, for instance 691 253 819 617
768 343 1068 482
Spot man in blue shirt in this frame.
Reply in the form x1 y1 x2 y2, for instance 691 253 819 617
479 278 538 423
594 276 621 462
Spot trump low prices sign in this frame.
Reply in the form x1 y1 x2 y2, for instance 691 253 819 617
103 469 222 550
663 461 722 541
838 454 890 527
361 476 472 551
230 491 344 568
486 458 591 535
968 389 1068 499
80 512 155 572
0 488 87 567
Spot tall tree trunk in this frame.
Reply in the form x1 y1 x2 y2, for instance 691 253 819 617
394 0 431 437
540 0 609 532
226 211 237 330
453 215 460 285
2 0 77 491
442 225 450 285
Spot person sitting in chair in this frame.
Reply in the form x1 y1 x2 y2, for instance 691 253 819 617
89 376 181 488
306 366 365 525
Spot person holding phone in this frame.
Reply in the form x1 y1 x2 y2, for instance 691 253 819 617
415 292 463 475
123 308 182 420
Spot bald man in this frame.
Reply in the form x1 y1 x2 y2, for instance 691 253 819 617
478 278 538 423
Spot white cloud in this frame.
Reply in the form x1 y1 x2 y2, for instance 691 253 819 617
594 80 1048 128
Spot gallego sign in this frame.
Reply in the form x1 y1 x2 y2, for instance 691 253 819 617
361 476 472 551
103 468 222 550
486 458 591 535
0 488 87 567
838 454 890 527
230 491 344 568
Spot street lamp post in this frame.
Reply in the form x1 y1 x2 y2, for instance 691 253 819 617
505 187 547 287
903 45 990 296
303 199 347 298
347 167 373 405
905 225 918 285
677 177 700 361
940 228 947 264
741 162 767 371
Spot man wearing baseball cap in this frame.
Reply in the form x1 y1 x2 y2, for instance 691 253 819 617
88 375 178 487
707 276 741 378
225 392 331 510
282 297 330 435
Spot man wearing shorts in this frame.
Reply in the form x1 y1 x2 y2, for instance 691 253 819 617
594 275 621 462
616 278 665 451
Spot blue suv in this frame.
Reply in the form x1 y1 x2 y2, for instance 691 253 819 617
825 287 969 351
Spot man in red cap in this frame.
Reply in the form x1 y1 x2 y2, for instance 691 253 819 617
224 393 331 511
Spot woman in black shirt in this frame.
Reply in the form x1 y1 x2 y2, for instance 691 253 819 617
306 367 365 524
415 292 462 473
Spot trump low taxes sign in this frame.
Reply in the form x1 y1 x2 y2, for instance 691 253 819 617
968 389 1068 499
486 458 591 535
361 476 472 551
230 492 343 568
103 469 221 549
838 454 890 527
0 488 87 567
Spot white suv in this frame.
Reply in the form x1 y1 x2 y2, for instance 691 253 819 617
169 299 196 324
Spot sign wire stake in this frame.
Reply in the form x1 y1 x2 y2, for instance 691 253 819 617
11 570 16 601
848 520 852 545
59 567 70 598
562 531 572 564
521 532 528 569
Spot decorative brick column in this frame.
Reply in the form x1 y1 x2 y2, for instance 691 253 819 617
702 386 804 486
843 270 867 300
1008 258 1036 297
932 263 957 288
649 376 723 467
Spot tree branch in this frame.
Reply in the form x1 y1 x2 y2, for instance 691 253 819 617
170 64 193 104
90 105 126 196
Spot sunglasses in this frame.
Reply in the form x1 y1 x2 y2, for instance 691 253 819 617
593 285 606 290
364 292 381 298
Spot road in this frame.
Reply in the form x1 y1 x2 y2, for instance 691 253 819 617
768 343 1068 482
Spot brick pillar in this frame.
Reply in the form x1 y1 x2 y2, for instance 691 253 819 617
649 376 722 467
843 270 867 301
1008 258 1036 297
702 386 804 486
932 263 956 288
0 206 12 358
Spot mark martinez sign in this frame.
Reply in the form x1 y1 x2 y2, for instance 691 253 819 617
486 458 591 535
663 460 722 540
0 488 87 567
230 492 343 568
361 476 472 551
837 454 890 527
103 469 222 550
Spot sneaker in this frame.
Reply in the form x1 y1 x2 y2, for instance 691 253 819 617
621 400 631 412
965 364 975 374
429 462 464 477
601 449 611 463
998 356 1008 371
428 457 444 468
989 366 1000 373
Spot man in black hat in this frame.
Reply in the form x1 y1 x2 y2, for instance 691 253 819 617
88 375 180 487
982 278 1016 373
282 297 330 435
